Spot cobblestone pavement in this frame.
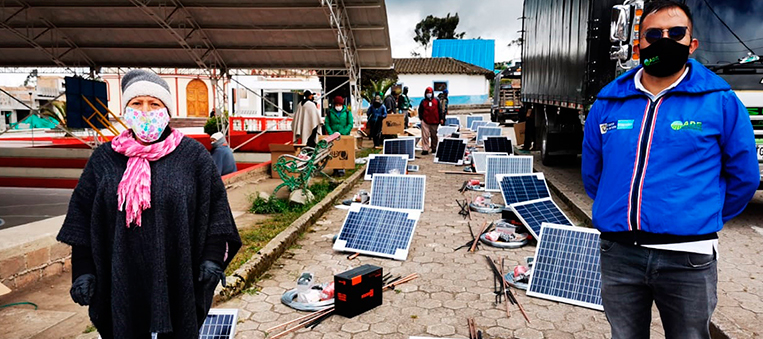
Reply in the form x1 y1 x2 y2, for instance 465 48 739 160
534 157 763 339
221 151 669 338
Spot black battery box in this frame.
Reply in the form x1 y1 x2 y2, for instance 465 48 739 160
334 264 383 318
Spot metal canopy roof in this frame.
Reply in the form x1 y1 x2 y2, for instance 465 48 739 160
0 0 393 70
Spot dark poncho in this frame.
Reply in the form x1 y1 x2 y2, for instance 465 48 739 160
57 137 242 339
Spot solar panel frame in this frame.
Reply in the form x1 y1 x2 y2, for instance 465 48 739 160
484 136 513 154
470 120 489 131
466 116 484 129
370 174 427 211
364 154 409 181
434 138 468 165
437 125 459 137
484 155 533 191
333 204 421 261
444 116 461 127
383 138 416 160
472 152 509 173
509 198 574 240
199 308 239 339
526 223 603 311
486 122 500 127
497 173 551 205
476 126 503 144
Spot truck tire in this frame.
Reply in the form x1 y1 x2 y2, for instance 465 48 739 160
491 109 498 122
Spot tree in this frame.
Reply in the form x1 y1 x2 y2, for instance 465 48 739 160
414 13 466 54
360 69 398 105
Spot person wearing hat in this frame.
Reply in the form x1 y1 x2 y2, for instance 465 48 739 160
57 69 242 339
419 87 443 155
367 92 387 148
210 132 237 176
293 90 323 147
398 86 412 126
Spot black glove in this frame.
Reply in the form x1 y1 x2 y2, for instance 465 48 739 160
70 274 96 306
199 260 226 290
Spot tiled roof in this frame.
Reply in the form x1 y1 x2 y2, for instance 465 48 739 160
393 57 494 77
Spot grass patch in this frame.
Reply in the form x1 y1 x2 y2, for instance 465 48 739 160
225 180 339 275
84 324 96 333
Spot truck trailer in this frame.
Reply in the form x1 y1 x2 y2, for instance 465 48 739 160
521 0 762 187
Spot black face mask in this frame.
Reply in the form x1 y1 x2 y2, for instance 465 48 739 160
373 102 382 108
640 38 690 77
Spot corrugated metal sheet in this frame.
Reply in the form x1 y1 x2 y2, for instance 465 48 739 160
432 39 495 71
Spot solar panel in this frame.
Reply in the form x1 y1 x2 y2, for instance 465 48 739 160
384 138 415 160
470 120 489 131
527 223 603 311
472 152 509 173
370 174 426 211
466 116 484 129
334 204 421 260
484 155 533 191
365 154 409 181
486 122 500 127
484 136 513 154
444 116 461 127
199 309 239 339
434 138 467 165
477 126 503 143
497 173 551 205
437 125 459 137
510 198 573 239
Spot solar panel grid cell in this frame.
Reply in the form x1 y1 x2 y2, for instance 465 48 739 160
370 174 426 211
471 120 489 131
434 138 467 165
477 126 502 143
466 116 484 129
484 155 533 191
199 309 238 338
527 224 603 311
334 205 420 260
444 116 460 127
510 198 573 239
497 173 550 205
472 152 509 173
383 138 415 160
484 136 512 154
364 154 408 180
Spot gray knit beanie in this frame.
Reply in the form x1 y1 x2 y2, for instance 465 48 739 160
121 69 175 116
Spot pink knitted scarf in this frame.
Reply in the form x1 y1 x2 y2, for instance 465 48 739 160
111 129 184 227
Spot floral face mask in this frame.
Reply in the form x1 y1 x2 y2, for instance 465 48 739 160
123 106 170 143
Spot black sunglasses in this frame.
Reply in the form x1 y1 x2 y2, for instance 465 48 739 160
643 26 689 44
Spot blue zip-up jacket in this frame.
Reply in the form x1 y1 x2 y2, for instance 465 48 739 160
582 59 758 243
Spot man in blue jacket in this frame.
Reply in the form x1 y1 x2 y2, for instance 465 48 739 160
582 1 759 338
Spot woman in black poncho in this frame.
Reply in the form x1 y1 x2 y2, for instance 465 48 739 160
57 69 242 339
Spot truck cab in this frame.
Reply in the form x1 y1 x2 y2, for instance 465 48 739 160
491 63 522 124
610 0 763 188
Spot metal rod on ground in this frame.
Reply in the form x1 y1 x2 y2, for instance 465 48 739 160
438 170 484 175
269 308 333 339
266 307 333 333
469 221 489 252
485 255 531 323
497 260 512 318
383 273 418 290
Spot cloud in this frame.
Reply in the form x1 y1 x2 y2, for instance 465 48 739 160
385 0 524 62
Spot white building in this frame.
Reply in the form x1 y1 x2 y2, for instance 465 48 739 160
393 58 495 107
232 75 322 117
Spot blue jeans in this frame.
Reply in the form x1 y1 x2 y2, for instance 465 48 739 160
599 239 717 339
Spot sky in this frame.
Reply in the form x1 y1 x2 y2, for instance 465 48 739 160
385 0 524 61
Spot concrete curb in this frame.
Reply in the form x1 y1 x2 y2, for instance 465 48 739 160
542 170 732 339
214 165 366 303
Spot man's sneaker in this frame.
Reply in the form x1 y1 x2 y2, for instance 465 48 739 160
421 151 429 155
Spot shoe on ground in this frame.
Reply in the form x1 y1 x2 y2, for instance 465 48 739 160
421 151 429 155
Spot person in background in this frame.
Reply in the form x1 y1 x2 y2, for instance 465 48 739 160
398 86 412 126
293 90 322 147
326 96 353 176
210 132 237 176
367 93 387 148
521 103 536 151
582 1 759 338
384 87 400 119
58 69 241 339
418 87 442 155
438 89 449 118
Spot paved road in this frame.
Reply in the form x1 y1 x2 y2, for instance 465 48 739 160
0 187 72 230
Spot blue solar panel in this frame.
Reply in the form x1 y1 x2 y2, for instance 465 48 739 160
484 136 512 154
334 205 421 260
384 138 415 160
497 173 550 205
484 155 533 191
471 120 489 131
365 154 408 181
477 126 502 143
370 174 426 211
437 125 458 137
444 116 461 127
199 309 239 338
434 138 467 165
466 116 484 129
510 198 573 239
472 152 509 173
527 224 603 311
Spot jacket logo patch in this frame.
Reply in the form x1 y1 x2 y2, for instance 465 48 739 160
670 120 703 131
600 122 617 134
617 120 634 130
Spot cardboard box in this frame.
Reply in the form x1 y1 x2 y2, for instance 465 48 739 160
382 114 405 135
320 135 356 170
334 265 383 318
514 122 526 146
269 143 298 178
